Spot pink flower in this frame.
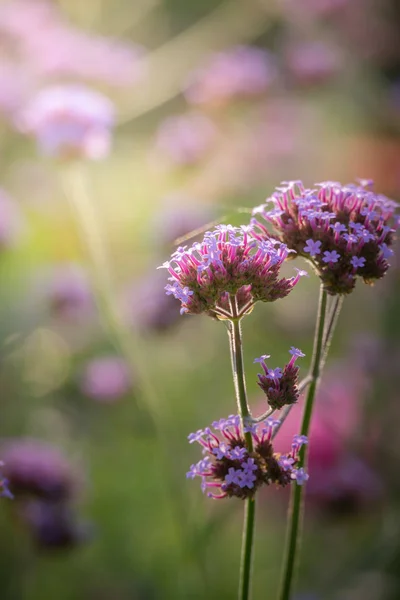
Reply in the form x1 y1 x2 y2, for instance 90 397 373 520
16 85 115 160
184 46 277 105
80 357 131 402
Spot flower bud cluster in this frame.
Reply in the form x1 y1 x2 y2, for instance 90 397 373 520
252 179 398 294
255 347 305 409
187 415 308 500
160 224 306 317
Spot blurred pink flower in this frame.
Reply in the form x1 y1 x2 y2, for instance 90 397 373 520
0 0 146 87
155 112 217 165
16 84 115 159
80 357 131 402
184 46 277 105
285 42 342 86
273 363 383 513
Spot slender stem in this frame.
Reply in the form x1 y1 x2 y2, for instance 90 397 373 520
227 300 255 600
278 285 328 600
322 295 344 369
240 497 256 600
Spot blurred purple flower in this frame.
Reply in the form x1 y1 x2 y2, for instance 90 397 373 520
125 270 181 333
47 264 93 321
20 499 91 550
16 85 115 160
80 356 131 402
275 363 383 515
184 46 277 105
1 439 81 501
285 42 342 86
155 112 217 165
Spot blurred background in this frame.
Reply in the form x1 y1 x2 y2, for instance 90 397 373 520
0 0 399 598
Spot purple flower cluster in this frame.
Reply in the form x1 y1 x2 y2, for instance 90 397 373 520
160 225 307 317
1 439 86 549
16 84 115 160
187 415 308 499
255 347 305 409
252 179 399 294
184 46 277 106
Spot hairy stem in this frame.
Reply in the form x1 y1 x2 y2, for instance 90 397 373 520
228 300 255 600
278 285 328 600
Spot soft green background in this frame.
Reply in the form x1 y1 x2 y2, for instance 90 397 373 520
0 0 399 598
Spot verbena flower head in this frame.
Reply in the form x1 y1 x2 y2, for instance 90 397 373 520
255 347 305 409
184 45 277 106
159 225 306 318
252 179 399 294
16 84 115 160
187 416 308 499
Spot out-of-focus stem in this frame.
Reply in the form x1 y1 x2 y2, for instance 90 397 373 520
227 297 255 600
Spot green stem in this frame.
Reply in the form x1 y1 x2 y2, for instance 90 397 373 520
228 302 255 600
278 285 328 600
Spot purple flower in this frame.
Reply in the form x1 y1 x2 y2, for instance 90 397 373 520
1 439 81 501
187 414 306 499
238 471 257 489
80 357 131 402
20 499 89 549
256 348 303 409
251 179 398 294
322 250 340 264
304 239 322 257
16 85 115 160
350 256 366 270
253 355 271 363
291 468 309 485
160 225 304 318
